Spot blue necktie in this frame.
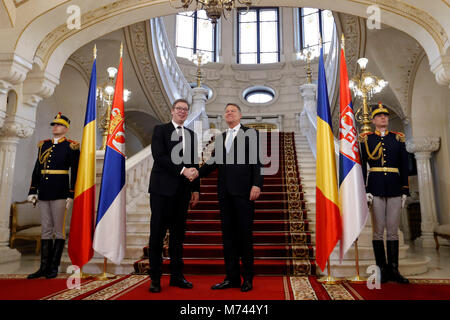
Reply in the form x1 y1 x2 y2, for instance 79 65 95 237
226 129 234 153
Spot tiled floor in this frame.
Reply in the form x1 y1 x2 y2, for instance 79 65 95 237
1 243 449 279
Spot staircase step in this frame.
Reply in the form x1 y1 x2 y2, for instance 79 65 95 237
188 209 307 220
172 244 314 259
133 258 316 275
193 200 304 210
183 231 312 245
198 192 303 201
186 220 309 232
127 222 150 233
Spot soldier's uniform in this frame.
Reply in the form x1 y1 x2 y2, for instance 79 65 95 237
359 104 409 284
27 113 80 279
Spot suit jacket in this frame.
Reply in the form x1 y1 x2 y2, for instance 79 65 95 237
148 122 200 197
359 130 409 197
199 125 263 197
28 137 80 200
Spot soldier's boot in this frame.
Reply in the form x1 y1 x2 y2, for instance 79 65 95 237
387 240 409 284
372 240 389 283
46 239 65 279
27 239 53 279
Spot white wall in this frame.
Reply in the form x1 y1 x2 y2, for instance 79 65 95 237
411 57 450 224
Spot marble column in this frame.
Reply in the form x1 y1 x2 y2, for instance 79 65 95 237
0 120 34 263
406 137 441 247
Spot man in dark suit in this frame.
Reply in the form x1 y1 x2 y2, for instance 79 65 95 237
148 98 200 293
359 103 409 284
195 103 263 292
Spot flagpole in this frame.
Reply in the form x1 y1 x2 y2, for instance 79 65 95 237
347 238 367 283
317 259 345 284
95 257 117 281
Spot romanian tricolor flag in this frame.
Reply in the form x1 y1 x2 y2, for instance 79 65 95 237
68 58 96 268
338 43 369 261
315 46 342 272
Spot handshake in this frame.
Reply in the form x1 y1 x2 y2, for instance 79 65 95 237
183 167 199 182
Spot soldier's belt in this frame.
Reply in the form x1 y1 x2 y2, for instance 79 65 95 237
369 167 399 173
41 170 69 175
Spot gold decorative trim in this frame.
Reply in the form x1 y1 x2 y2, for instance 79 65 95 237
282 132 312 275
322 283 355 300
289 277 318 300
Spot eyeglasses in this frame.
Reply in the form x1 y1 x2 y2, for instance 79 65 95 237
174 107 189 113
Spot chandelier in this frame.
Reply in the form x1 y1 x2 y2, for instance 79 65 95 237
349 58 388 134
172 0 253 24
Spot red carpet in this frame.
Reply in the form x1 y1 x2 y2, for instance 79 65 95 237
113 275 292 300
0 275 292 300
345 280 450 300
1 275 449 300
134 132 316 276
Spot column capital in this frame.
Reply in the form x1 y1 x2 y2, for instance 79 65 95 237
430 52 450 88
191 86 208 102
406 137 440 154
299 83 317 98
0 53 32 86
0 117 34 139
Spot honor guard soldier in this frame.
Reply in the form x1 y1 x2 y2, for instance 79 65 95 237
27 113 80 279
359 103 409 284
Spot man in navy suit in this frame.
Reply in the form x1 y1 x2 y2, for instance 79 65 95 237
196 103 263 292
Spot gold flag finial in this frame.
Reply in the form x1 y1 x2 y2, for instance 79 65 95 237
341 34 345 51
94 44 97 60
120 42 123 58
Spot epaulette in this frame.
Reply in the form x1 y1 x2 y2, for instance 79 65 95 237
358 132 372 143
38 139 51 148
392 131 405 142
68 139 80 150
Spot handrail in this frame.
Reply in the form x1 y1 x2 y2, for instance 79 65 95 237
125 144 153 207
150 17 193 105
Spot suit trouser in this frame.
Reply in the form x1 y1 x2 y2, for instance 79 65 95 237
218 191 255 281
148 187 191 280
372 196 402 241
38 199 67 240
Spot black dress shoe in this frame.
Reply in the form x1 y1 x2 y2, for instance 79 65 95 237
211 280 241 290
170 276 193 289
149 280 161 293
241 280 253 292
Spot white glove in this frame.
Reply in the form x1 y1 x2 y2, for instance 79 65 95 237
27 194 37 203
366 193 374 205
66 198 73 210
401 194 407 209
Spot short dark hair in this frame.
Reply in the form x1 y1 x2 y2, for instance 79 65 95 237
225 103 241 113
172 98 190 109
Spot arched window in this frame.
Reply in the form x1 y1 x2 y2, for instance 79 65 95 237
299 8 334 56
176 11 218 63
237 7 280 64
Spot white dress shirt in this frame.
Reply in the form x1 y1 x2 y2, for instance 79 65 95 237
172 120 187 175
225 123 241 151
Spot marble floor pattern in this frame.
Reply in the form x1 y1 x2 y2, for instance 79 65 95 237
1 242 449 279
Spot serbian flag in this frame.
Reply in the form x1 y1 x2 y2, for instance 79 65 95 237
93 55 126 265
68 59 96 268
315 46 342 272
338 46 369 261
